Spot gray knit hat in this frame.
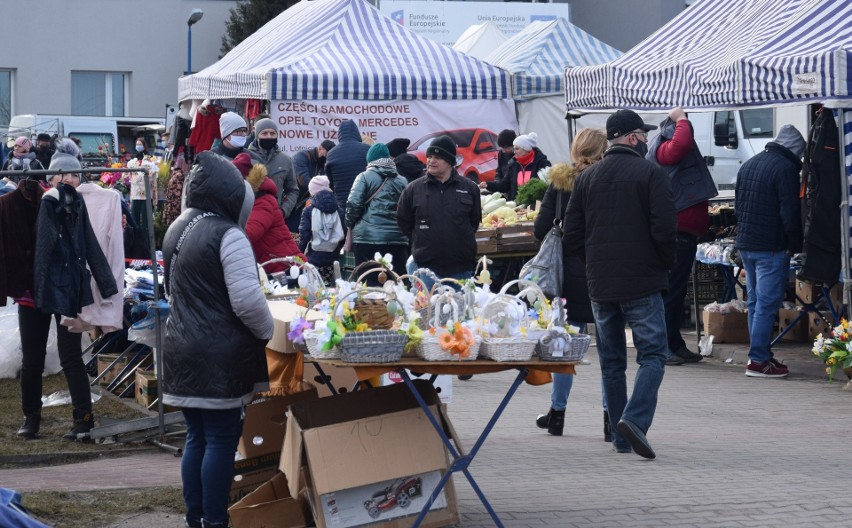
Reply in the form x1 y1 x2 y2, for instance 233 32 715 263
48 152 82 172
773 124 805 159
219 112 248 139
253 117 278 137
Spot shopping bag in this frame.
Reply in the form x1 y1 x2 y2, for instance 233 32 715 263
520 222 563 299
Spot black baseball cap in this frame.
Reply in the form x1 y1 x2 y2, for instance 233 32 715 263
606 110 657 140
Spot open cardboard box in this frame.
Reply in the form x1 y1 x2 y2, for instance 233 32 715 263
281 381 459 528
267 300 326 354
229 471 307 528
238 381 318 459
703 310 750 344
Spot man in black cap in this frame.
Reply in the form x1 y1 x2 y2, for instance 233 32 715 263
495 129 517 182
563 109 676 460
397 135 481 290
386 137 425 183
290 139 335 232
34 133 54 169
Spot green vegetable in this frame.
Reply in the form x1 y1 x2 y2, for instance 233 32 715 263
515 178 548 207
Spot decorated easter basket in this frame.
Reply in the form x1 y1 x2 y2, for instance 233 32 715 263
417 291 480 361
336 288 407 363
348 263 401 330
259 257 326 305
394 273 432 330
479 294 538 362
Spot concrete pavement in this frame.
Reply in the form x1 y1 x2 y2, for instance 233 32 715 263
4 333 852 527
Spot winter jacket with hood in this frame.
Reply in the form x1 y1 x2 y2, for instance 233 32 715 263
485 147 551 201
0 180 44 304
533 163 593 323
162 151 273 409
2 153 45 182
563 145 677 303
247 140 299 219
299 190 346 268
345 160 408 246
735 142 803 253
33 184 119 317
325 120 370 208
244 164 306 273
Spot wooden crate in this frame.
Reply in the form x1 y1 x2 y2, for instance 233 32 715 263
476 223 539 255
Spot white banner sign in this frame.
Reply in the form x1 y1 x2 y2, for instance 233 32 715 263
271 98 517 180
380 1 570 46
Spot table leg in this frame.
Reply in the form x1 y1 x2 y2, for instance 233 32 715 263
398 367 529 528
310 361 339 396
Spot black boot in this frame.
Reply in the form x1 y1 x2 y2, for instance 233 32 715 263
536 408 554 429
63 410 94 441
547 409 565 436
603 410 612 442
201 520 228 528
184 517 203 528
16 413 41 439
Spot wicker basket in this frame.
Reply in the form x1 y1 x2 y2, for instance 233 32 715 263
259 257 326 305
304 328 340 359
478 294 537 362
537 331 591 362
335 288 407 363
349 265 400 329
417 292 480 361
394 274 432 330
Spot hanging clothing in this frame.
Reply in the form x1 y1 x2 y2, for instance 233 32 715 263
61 184 124 333
33 184 119 318
0 180 44 304
189 108 223 154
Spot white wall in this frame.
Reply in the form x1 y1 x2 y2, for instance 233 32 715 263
0 0 236 119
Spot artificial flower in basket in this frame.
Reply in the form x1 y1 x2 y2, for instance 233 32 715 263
812 318 852 382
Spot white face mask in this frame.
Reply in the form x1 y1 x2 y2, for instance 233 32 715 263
228 135 247 148
135 145 144 152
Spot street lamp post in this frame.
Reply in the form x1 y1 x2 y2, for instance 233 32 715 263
186 9 204 75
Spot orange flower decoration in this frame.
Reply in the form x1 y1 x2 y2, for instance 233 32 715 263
438 332 454 349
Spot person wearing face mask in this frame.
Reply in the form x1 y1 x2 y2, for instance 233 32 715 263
126 138 158 232
2 137 45 183
211 112 249 160
247 118 298 226
562 109 675 459
154 130 170 159
479 131 550 200
34 133 55 169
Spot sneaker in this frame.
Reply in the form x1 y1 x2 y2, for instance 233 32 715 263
673 346 703 363
745 360 789 378
769 357 787 369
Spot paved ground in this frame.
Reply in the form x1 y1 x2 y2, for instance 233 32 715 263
3 332 851 527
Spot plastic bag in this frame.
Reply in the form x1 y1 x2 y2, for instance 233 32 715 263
0 305 21 379
128 300 170 347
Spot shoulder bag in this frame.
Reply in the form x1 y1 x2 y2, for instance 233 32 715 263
519 191 564 299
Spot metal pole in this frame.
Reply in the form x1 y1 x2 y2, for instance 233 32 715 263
837 109 850 316
141 167 165 439
187 25 192 75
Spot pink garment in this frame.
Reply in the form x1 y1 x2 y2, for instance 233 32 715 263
61 184 124 333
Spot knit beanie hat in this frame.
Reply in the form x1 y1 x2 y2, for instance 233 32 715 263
49 152 82 172
308 175 331 196
253 117 278 137
219 112 247 139
232 152 253 177
54 138 80 159
497 129 517 148
366 143 390 163
36 133 52 143
386 138 411 158
425 135 457 166
320 140 336 152
773 124 806 159
513 132 538 152
14 136 32 152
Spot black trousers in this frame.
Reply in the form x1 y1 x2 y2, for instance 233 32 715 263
663 232 698 354
18 305 90 416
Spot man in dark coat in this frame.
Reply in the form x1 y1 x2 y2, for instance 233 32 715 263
735 125 804 379
325 120 369 209
563 109 676 459
290 139 335 232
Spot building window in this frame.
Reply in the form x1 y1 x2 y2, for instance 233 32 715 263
0 70 12 127
71 71 126 116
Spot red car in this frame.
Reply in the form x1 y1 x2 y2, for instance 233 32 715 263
409 128 500 182
363 476 423 519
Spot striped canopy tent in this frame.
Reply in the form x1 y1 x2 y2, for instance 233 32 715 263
178 0 510 102
453 21 508 61
564 0 852 317
483 18 621 162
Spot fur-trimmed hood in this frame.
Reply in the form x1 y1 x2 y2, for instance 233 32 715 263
246 163 269 193
548 163 577 192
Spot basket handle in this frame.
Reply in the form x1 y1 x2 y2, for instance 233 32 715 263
395 273 430 294
427 291 460 328
429 277 465 296
332 287 408 324
349 260 400 284
499 279 545 300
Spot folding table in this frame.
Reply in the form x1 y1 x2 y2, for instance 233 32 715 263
313 358 578 527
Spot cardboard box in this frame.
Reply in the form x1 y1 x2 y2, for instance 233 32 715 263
231 452 282 506
238 382 319 459
795 280 842 308
303 363 361 398
97 354 131 387
809 311 835 340
382 371 453 404
702 310 750 343
267 301 326 354
229 472 307 528
282 381 459 528
135 368 157 408
777 308 808 342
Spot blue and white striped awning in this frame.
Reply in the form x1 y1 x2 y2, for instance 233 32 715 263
178 0 510 102
564 0 852 111
485 18 620 101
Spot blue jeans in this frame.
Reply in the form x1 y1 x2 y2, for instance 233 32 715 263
550 322 609 412
592 293 667 448
740 250 788 364
181 407 244 526
664 233 698 355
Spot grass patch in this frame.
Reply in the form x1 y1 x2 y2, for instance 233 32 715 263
22 486 184 528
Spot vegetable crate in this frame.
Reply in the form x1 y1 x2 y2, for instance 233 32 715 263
476 223 539 254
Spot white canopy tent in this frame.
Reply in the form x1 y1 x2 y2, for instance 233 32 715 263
485 18 621 163
452 21 508 61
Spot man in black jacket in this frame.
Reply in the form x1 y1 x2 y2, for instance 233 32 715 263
735 125 804 379
563 109 676 459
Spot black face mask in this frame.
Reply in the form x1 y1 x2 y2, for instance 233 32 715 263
258 138 278 151
633 140 648 158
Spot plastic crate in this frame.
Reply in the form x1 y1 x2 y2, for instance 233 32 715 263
686 280 725 306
